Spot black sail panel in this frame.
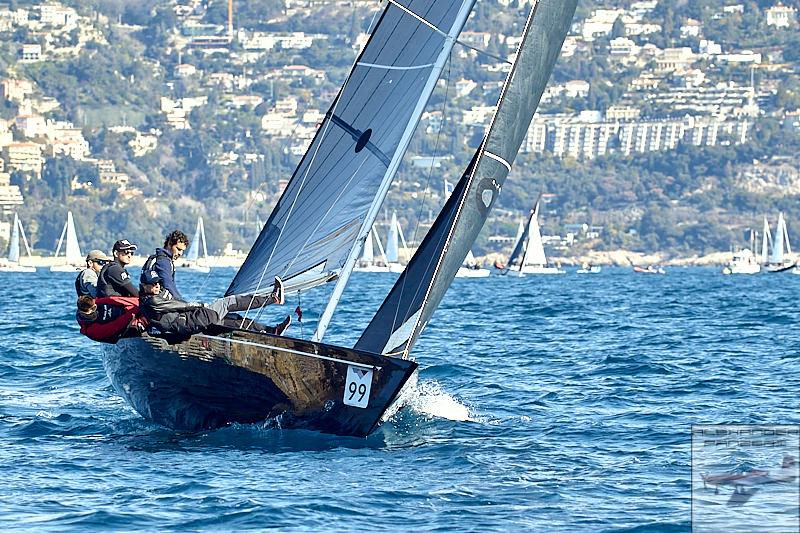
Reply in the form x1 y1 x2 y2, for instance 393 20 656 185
356 0 578 356
227 0 476 297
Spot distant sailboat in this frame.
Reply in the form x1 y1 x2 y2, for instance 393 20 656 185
722 229 760 275
456 250 490 278
102 0 576 436
181 217 211 273
504 197 564 276
766 212 794 272
0 213 36 272
354 227 391 272
50 211 83 272
385 211 408 273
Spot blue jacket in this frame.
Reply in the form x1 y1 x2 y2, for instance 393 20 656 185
141 248 183 300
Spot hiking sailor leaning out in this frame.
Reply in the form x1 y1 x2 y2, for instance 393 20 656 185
141 230 188 301
75 249 112 297
138 270 291 338
96 239 139 298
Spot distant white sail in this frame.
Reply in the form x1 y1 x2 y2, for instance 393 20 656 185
761 216 771 265
7 213 20 263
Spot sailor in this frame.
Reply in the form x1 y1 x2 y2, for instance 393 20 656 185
140 230 189 300
96 239 139 297
138 270 290 338
75 249 111 297
76 295 148 343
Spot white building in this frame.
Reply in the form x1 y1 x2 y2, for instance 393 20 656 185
766 3 796 27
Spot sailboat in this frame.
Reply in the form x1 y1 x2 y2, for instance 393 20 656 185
354 227 391 272
722 228 760 275
504 196 564 276
766 212 795 272
181 216 212 273
384 211 408 273
101 0 576 437
50 211 83 272
0 213 36 272
456 250 490 278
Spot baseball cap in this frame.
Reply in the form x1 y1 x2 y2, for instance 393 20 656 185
113 239 138 252
140 269 161 285
86 249 111 262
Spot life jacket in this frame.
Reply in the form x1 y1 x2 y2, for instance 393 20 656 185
76 296 148 344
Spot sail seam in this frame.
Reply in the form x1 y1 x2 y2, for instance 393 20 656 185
484 150 512 171
356 61 435 71
387 0 450 38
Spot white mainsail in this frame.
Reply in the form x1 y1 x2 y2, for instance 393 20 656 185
770 212 792 266
761 215 772 265
54 211 82 265
520 200 548 268
185 217 209 263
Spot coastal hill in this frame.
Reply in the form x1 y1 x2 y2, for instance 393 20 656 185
0 0 798 261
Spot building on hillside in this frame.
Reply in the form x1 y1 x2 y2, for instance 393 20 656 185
0 167 24 217
1 79 34 103
4 142 43 176
656 47 697 72
19 44 42 63
766 3 796 27
39 3 78 29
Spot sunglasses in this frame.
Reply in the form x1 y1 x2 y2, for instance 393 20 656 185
117 250 135 256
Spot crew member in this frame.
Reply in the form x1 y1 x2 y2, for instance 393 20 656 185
141 230 189 300
75 249 111 297
97 239 139 297
76 295 148 343
139 270 290 338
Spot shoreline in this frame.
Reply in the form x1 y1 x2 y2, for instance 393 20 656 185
5 249 775 269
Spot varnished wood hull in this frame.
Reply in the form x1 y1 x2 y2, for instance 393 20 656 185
102 330 418 437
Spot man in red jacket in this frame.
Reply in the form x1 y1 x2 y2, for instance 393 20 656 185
76 295 148 343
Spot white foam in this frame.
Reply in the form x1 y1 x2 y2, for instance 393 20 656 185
405 380 473 422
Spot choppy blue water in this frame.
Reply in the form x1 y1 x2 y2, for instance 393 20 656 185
2 267 798 531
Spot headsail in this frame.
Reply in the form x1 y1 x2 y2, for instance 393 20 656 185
65 212 82 264
186 217 207 262
226 0 476 301
386 212 400 263
8 213 20 263
356 0 577 356
506 204 538 271
771 212 787 265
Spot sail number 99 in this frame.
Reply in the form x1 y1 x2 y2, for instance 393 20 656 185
344 366 373 409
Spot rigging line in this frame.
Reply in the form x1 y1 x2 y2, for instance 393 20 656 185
249 155 373 326
391 52 454 332
387 0 511 65
239 6 384 327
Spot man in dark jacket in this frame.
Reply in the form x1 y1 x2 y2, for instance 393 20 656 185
97 239 139 297
139 270 290 338
140 230 188 300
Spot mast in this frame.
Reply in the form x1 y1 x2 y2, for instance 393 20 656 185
312 0 476 341
54 218 67 259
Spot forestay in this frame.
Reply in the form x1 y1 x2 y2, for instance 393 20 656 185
227 0 476 298
356 0 578 357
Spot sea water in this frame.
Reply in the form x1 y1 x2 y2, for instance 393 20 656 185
1 267 798 531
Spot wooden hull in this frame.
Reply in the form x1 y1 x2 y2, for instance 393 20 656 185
102 330 418 437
